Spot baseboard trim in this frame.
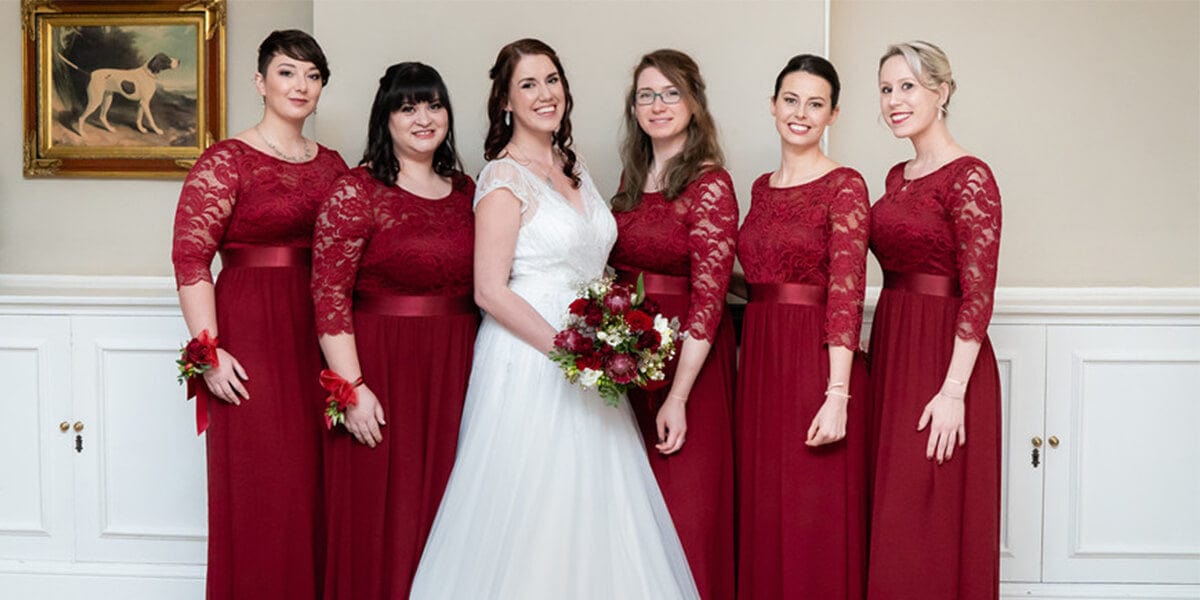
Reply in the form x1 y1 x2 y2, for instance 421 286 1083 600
1001 582 1200 599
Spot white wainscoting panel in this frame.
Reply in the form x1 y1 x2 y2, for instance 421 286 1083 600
991 325 1048 583
0 317 73 562
1044 325 1200 584
70 316 207 566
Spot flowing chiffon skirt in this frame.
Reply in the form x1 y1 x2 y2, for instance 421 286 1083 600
322 308 477 600
628 290 736 600
206 263 325 599
736 301 869 599
866 287 1001 600
409 280 699 599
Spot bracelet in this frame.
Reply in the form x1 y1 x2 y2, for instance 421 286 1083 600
176 329 219 385
940 390 965 400
824 389 851 400
319 369 363 430
945 377 966 387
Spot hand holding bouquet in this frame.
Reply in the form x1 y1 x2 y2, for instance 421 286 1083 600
550 274 681 406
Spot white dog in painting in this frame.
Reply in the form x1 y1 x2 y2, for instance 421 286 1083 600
65 52 181 137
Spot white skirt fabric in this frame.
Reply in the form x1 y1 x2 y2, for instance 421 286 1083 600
409 282 698 599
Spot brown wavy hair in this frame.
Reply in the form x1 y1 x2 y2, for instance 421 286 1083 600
612 49 724 211
483 38 579 189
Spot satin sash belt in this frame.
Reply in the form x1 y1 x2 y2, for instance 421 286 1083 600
748 282 826 306
614 269 690 297
219 246 311 269
883 270 961 297
354 293 476 317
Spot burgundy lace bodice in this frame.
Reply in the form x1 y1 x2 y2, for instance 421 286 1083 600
738 168 870 349
610 168 739 342
311 167 476 336
870 156 1002 341
172 139 349 287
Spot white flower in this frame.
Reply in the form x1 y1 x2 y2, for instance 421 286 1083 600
579 368 602 387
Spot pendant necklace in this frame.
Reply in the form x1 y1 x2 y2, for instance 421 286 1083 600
508 145 555 189
256 124 314 162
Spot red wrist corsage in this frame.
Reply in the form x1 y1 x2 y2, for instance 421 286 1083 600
319 369 363 430
177 329 219 385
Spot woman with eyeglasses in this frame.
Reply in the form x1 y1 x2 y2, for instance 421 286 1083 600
609 48 737 600
735 54 870 599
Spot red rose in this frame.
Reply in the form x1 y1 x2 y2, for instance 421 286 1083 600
568 298 590 316
576 353 603 371
603 285 633 315
554 328 593 354
624 310 653 332
637 330 662 350
641 297 661 315
184 338 213 365
584 302 604 327
605 353 639 384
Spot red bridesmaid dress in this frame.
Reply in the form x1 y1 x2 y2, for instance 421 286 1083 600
736 168 871 599
311 167 478 600
172 139 348 599
610 168 738 600
866 156 1002 600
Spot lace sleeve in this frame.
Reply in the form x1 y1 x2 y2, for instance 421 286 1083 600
824 171 870 349
312 173 373 337
684 170 739 341
475 159 540 222
171 145 239 288
949 161 1002 341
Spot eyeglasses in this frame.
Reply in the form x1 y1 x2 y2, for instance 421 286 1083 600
634 88 683 106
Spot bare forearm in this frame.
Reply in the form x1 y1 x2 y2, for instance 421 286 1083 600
942 337 982 397
666 336 713 402
318 333 362 380
827 344 855 389
476 285 557 355
178 282 218 337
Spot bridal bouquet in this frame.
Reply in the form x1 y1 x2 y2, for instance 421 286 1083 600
549 274 681 406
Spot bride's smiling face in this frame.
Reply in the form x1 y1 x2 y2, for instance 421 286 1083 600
505 54 565 136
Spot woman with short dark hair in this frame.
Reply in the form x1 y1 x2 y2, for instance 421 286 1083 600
171 29 347 598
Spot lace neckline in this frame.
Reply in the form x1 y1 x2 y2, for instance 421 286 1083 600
764 166 850 191
226 137 324 165
497 156 590 218
900 155 976 183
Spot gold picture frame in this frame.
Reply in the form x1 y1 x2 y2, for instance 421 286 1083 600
22 0 226 178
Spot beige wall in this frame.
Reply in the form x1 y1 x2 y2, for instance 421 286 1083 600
2 0 1197 288
311 0 826 208
830 0 1200 287
0 0 313 277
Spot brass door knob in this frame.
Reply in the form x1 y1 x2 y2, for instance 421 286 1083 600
1031 436 1042 448
1048 435 1060 448
59 421 70 433
73 421 84 432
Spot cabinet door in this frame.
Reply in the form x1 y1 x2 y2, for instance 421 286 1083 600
0 316 73 562
991 325 1047 582
70 316 208 566
1044 325 1200 583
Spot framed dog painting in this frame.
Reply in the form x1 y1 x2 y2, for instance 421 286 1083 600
22 0 225 178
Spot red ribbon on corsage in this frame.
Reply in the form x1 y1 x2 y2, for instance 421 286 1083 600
177 329 219 436
319 369 361 430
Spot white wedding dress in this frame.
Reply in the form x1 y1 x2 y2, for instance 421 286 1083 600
409 157 698 599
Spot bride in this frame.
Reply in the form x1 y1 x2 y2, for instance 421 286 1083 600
408 39 699 599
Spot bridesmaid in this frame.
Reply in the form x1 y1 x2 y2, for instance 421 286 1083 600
735 54 870 599
609 49 737 600
172 30 347 598
867 40 1002 600
312 62 477 600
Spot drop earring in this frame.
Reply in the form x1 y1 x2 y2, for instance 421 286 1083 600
937 106 946 121
504 111 511 127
